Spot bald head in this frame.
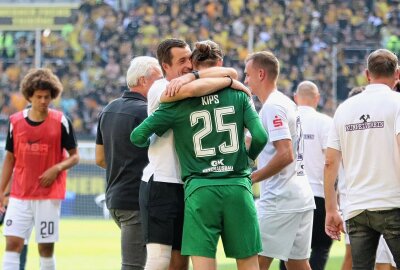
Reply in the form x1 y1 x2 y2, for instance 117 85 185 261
294 81 320 108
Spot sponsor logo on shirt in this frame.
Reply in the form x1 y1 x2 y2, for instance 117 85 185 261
345 114 384 131
21 142 49 154
6 219 12 226
303 134 315 140
273 115 283 127
297 164 305 176
203 159 233 173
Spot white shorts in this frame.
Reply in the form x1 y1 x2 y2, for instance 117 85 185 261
376 236 396 267
3 198 61 243
258 210 313 261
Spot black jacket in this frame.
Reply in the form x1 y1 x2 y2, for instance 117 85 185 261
96 91 149 210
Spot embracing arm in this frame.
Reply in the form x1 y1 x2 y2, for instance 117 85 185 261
246 118 268 161
162 66 239 101
131 107 173 147
130 121 154 148
199 66 238 80
160 77 233 102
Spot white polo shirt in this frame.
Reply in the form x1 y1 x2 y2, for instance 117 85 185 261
298 106 333 198
257 90 315 216
141 78 183 184
327 84 400 220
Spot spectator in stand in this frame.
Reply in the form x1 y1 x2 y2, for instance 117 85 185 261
1 1 399 136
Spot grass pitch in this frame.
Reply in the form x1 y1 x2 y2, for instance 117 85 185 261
0 219 345 269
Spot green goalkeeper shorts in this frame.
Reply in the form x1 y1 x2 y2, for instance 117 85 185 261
181 183 262 259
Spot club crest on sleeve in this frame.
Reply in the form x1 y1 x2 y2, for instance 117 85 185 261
273 115 283 127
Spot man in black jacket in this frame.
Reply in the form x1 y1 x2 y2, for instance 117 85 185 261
96 56 163 270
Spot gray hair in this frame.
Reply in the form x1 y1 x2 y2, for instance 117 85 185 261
126 56 161 88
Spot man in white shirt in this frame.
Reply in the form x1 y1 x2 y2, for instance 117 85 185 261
325 48 400 269
244 51 315 270
140 38 241 270
292 81 333 270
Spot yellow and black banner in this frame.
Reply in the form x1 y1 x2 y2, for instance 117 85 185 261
0 4 78 30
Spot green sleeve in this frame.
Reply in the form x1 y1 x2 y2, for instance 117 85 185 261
130 103 176 147
243 96 268 160
130 121 152 147
246 118 268 160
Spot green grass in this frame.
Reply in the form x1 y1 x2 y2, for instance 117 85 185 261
213 234 345 270
0 219 345 269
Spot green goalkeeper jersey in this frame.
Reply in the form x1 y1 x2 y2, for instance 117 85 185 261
131 88 268 183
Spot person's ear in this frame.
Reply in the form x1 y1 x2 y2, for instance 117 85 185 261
365 69 371 83
162 63 170 73
138 76 146 86
259 69 266 81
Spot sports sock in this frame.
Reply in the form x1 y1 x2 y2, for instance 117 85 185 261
3 251 20 270
145 243 172 270
40 256 55 270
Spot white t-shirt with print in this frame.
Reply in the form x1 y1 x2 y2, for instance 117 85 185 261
257 90 315 216
327 84 400 220
298 106 333 198
141 78 183 184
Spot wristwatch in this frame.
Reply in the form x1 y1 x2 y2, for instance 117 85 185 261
192 70 200 79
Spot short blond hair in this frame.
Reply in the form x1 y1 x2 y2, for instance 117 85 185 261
245 51 280 81
367 49 398 78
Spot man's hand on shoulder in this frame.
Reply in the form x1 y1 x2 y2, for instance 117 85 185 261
164 73 195 97
231 79 251 97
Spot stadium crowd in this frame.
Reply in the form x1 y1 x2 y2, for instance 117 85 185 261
0 0 400 136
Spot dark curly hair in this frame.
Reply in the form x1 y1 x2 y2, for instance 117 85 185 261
20 68 63 101
191 40 223 69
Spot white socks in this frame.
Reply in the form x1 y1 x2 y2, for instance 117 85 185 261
3 251 55 270
3 251 20 270
145 243 172 270
40 256 56 270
